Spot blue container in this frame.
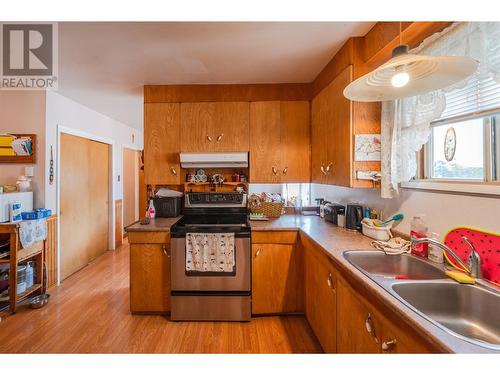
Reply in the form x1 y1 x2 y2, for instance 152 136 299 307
21 208 52 220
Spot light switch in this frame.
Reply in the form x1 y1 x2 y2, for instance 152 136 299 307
25 166 34 177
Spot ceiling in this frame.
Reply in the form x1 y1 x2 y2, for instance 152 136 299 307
58 22 375 130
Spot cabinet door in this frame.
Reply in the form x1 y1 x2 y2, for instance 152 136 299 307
180 102 216 152
213 102 250 151
280 101 310 182
311 92 329 184
144 103 181 184
337 280 381 353
304 248 337 353
252 243 299 314
249 101 281 183
327 65 353 186
380 320 432 354
130 242 171 312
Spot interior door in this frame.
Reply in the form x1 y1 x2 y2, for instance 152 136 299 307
60 133 109 280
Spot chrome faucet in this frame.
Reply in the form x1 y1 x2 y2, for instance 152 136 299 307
410 236 482 279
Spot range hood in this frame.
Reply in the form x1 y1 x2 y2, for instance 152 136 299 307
180 152 248 168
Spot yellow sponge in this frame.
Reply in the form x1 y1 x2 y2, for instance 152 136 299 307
445 270 475 284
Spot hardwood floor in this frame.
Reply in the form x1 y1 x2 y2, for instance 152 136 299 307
0 241 322 354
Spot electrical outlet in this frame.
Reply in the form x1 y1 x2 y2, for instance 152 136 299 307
25 166 34 177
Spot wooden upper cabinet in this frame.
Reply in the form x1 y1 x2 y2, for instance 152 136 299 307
250 101 310 183
311 65 353 186
144 103 181 185
250 101 281 183
280 101 310 182
180 102 249 152
180 102 215 152
213 102 250 151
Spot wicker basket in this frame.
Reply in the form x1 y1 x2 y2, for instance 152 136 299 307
249 201 284 218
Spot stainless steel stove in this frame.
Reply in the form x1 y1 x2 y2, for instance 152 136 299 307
170 192 251 321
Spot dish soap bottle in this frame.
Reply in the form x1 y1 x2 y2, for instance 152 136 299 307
410 215 428 258
428 232 444 264
147 199 156 219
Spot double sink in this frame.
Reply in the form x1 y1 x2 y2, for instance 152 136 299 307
343 250 500 351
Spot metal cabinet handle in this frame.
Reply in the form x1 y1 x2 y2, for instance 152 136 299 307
217 133 224 142
326 163 333 173
282 167 288 175
207 135 213 142
162 245 171 258
326 272 333 289
365 313 378 342
272 166 278 175
320 165 327 176
170 167 177 175
255 249 261 257
382 339 397 351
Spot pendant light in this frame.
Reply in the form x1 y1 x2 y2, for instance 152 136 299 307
343 22 478 102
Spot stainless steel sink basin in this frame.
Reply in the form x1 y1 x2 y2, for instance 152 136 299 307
392 281 500 350
343 250 445 279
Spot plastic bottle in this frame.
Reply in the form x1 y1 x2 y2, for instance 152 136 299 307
410 215 429 258
147 200 156 219
427 232 443 264
25 261 34 288
319 200 325 218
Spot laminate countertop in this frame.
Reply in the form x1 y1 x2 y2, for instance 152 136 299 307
125 217 182 232
252 215 497 353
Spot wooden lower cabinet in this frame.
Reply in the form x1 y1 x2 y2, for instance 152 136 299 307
337 278 432 354
251 231 302 314
303 238 337 353
129 232 171 313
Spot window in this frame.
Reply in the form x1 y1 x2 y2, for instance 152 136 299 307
425 114 499 181
281 183 311 207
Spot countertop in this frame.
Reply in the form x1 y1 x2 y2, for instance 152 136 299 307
125 217 182 232
127 213 495 353
253 215 496 353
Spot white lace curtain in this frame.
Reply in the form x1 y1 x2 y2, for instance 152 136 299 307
381 22 500 198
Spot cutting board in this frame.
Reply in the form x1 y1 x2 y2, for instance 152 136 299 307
443 227 500 284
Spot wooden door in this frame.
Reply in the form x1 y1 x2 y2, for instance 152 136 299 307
327 65 353 186
60 133 109 281
280 101 310 182
123 148 138 228
311 91 329 184
249 101 281 183
144 103 181 184
252 243 299 314
130 242 171 312
304 247 337 353
337 280 381 353
180 102 215 152
213 102 250 151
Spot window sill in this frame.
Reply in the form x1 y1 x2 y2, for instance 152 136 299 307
401 180 500 197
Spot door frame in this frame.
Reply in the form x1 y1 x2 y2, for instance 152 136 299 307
121 146 140 231
56 125 116 285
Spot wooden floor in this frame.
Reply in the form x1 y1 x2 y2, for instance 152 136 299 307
0 241 322 354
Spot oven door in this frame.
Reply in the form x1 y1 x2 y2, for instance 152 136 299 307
171 236 251 292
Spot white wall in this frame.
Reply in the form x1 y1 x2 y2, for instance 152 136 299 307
0 91 46 208
311 184 500 239
44 91 143 212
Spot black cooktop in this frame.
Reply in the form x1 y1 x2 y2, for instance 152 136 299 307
171 211 250 237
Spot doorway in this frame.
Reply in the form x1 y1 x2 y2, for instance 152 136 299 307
60 133 110 281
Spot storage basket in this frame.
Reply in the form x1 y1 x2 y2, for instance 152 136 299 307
249 201 284 218
152 197 182 218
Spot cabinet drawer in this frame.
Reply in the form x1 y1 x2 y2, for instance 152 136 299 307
128 231 170 244
251 231 298 245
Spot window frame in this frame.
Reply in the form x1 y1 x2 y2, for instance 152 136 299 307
402 110 500 197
